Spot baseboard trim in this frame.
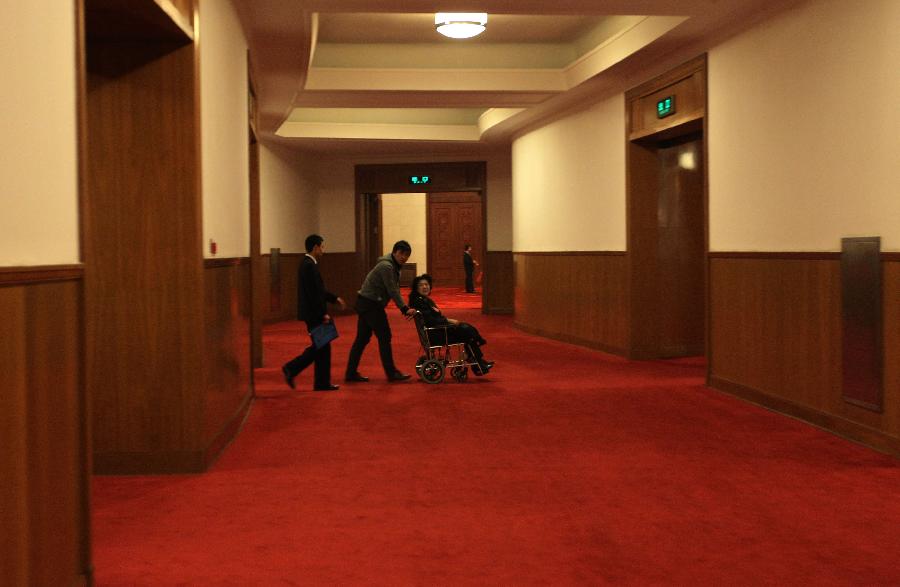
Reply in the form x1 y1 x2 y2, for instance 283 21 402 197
94 451 206 475
709 375 900 459
514 321 627 357
203 391 253 469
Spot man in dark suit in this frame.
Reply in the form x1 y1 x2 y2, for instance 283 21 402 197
282 234 345 391
463 243 479 293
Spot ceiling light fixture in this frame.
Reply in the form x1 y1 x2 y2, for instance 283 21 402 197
435 13 488 39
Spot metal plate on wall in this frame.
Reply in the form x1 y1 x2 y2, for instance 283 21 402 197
841 237 882 411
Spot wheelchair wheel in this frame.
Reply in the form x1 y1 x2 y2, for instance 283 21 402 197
420 359 445 384
451 366 468 382
415 355 427 377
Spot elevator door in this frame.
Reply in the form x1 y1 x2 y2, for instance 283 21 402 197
656 133 705 357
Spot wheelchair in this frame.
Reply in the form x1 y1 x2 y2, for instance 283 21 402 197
412 311 480 384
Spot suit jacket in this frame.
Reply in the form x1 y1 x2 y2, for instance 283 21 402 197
297 255 338 328
463 252 475 273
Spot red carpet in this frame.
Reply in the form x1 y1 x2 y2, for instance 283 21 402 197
92 309 900 585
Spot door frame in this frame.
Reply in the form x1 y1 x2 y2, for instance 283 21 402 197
354 161 487 309
625 55 709 370
425 191 484 288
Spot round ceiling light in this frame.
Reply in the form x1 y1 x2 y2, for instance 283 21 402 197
435 13 488 39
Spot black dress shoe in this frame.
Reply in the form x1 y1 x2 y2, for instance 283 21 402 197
282 366 296 389
474 361 494 375
388 371 412 382
345 373 369 383
313 384 340 391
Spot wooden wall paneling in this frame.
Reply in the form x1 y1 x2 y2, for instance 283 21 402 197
709 255 900 457
319 252 363 316
203 261 252 466
484 251 514 314
250 138 263 370
263 253 301 324
882 260 900 438
0 279 88 586
0 287 29 586
267 248 280 313
85 36 205 472
514 252 628 355
25 282 83 586
709 258 841 408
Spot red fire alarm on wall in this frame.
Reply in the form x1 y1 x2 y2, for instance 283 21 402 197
209 239 217 255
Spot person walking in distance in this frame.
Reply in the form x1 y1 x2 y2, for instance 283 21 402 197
463 243 479 293
282 234 345 391
345 240 417 383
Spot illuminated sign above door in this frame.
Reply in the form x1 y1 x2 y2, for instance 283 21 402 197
409 175 432 185
657 96 675 118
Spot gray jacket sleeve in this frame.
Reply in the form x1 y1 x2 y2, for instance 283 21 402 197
375 261 408 311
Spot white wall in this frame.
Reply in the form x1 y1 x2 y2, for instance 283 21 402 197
314 157 357 253
708 0 900 251
0 1 79 266
485 151 513 251
260 144 317 253
200 0 249 258
381 193 427 273
511 95 626 252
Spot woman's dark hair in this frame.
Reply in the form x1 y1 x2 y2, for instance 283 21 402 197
410 273 433 292
408 273 433 304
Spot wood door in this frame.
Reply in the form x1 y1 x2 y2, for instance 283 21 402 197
656 133 705 357
427 192 483 287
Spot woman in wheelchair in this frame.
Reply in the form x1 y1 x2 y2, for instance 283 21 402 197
409 274 494 375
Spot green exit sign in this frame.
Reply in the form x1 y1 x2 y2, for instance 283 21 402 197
657 96 675 118
409 175 431 185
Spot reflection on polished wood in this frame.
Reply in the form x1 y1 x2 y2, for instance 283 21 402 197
203 261 253 459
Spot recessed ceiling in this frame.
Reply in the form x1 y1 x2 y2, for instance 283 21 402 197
232 0 804 154
316 13 607 44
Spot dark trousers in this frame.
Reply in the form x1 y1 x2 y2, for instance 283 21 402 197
446 322 487 365
284 321 332 388
465 268 475 293
345 296 398 377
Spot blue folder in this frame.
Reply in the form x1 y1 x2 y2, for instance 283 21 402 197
310 321 338 349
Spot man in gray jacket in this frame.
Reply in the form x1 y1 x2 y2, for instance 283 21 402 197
345 240 417 382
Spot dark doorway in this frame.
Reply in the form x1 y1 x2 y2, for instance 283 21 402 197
427 192 483 288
